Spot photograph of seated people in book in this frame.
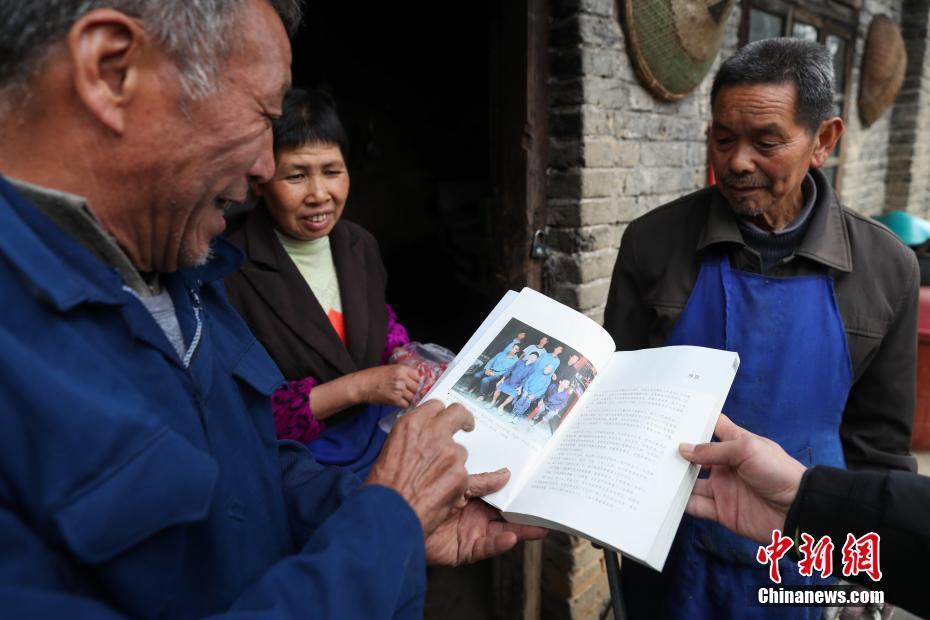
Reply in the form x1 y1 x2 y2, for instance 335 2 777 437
450 318 596 442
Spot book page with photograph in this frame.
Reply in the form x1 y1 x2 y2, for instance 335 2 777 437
424 288 617 508
502 346 739 570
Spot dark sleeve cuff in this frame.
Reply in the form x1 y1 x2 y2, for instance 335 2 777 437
783 467 813 547
785 465 885 558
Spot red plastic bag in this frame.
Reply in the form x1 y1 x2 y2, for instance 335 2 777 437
379 342 454 431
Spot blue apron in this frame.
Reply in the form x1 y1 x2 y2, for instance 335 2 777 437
307 403 391 479
622 250 852 620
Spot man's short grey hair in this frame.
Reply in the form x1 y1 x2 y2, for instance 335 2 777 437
711 38 835 134
0 0 303 103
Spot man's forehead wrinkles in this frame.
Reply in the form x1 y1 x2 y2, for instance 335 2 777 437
714 105 796 133
716 84 795 107
717 100 792 115
751 123 789 135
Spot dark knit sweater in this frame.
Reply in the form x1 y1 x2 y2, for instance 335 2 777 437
737 173 817 272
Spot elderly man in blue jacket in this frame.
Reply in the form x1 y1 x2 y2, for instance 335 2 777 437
0 1 544 618
471 342 522 398
510 364 556 421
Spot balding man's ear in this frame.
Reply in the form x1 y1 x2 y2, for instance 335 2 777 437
810 117 844 169
68 9 148 134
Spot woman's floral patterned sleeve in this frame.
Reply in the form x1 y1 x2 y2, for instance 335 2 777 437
381 303 411 364
270 376 325 443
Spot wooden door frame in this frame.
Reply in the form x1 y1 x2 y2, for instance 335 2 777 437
489 0 549 297
489 0 549 617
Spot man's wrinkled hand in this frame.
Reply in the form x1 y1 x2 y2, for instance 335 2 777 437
425 468 548 565
365 400 474 536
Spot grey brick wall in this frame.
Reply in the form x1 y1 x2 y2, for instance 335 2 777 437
546 0 740 326
841 0 904 215
885 0 930 217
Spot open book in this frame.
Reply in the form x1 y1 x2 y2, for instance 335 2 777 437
424 288 739 571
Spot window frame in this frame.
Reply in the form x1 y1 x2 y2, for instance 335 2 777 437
739 0 858 194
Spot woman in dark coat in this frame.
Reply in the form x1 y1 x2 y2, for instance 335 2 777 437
225 89 417 477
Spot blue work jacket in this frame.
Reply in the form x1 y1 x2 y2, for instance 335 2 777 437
542 386 570 411
520 371 553 400
0 177 425 619
501 359 536 389
484 351 519 374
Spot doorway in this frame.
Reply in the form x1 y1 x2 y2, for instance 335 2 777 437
289 0 547 353
289 2 549 616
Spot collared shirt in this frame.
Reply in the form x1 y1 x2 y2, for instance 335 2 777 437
6 177 147 292
485 351 520 373
7 177 187 357
604 168 919 472
536 351 562 373
521 344 548 360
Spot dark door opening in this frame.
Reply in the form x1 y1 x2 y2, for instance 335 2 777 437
289 1 546 353
289 3 549 616
290 4 493 351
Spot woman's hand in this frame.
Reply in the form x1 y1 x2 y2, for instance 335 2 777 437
353 364 420 408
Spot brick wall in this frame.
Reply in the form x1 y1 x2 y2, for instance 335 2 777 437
546 0 740 327
541 533 611 619
841 0 904 215
886 0 930 217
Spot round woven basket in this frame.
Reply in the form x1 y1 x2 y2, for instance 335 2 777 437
622 0 734 101
859 15 907 127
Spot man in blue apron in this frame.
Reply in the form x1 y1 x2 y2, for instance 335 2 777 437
604 38 919 619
